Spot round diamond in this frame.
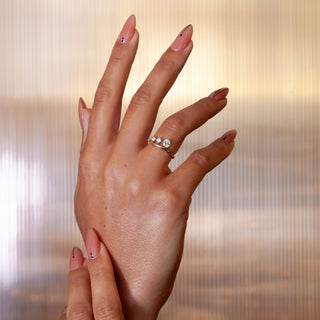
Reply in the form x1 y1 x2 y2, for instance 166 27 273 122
151 136 156 142
156 137 162 144
162 139 171 148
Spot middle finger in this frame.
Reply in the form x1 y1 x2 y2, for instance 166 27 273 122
116 24 193 154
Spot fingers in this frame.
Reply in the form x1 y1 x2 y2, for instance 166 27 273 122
144 88 229 166
117 24 193 153
66 237 124 320
167 130 237 196
67 247 93 320
86 229 125 320
85 15 139 150
78 97 91 153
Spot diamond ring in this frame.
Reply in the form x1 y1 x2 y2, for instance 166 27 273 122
148 136 174 159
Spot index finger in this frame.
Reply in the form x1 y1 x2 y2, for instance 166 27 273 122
85 15 139 150
86 229 125 320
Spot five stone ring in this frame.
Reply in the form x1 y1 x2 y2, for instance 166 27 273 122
148 136 175 159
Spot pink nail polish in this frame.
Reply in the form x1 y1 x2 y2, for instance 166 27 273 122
62 305 67 315
221 130 237 143
118 15 136 44
69 246 84 271
170 24 193 51
86 229 101 260
209 87 229 100
78 98 85 131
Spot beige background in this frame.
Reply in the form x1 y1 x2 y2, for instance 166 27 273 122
1 0 319 319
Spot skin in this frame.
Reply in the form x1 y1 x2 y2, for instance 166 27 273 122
74 16 236 319
59 230 125 320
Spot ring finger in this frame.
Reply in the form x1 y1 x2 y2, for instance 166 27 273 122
143 88 229 167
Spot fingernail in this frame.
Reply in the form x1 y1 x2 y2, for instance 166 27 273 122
118 14 136 44
62 305 67 315
69 246 84 271
221 130 237 143
209 87 229 100
170 24 193 51
78 98 85 131
86 229 101 260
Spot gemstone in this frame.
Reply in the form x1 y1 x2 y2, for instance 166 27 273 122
151 136 156 142
162 139 171 148
156 137 162 144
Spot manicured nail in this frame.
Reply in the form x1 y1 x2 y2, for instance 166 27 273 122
69 246 84 271
221 130 237 143
170 24 193 51
78 98 85 131
62 305 67 315
118 15 136 44
209 87 229 100
86 229 101 260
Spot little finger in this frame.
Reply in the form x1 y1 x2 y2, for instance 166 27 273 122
167 130 237 196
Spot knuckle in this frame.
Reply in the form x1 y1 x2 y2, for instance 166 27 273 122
163 113 185 133
191 149 212 167
94 83 114 104
95 301 122 320
130 87 152 106
153 185 183 213
126 177 143 198
68 305 91 320
157 55 176 71
197 97 214 111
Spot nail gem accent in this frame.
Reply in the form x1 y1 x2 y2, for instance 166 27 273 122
86 229 101 260
209 87 229 100
118 15 136 44
69 246 84 271
221 130 237 143
170 24 193 51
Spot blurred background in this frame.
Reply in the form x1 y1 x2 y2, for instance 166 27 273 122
0 0 319 319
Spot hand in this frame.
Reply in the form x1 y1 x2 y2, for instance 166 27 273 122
74 15 236 319
59 229 124 320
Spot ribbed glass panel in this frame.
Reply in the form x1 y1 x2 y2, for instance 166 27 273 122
1 0 319 319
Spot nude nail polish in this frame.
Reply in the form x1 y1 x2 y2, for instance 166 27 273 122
209 87 229 100
221 130 237 143
62 305 67 315
118 15 136 44
170 24 193 51
69 246 84 271
78 98 85 131
86 229 101 260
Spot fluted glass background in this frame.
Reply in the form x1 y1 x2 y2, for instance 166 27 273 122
1 0 319 319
